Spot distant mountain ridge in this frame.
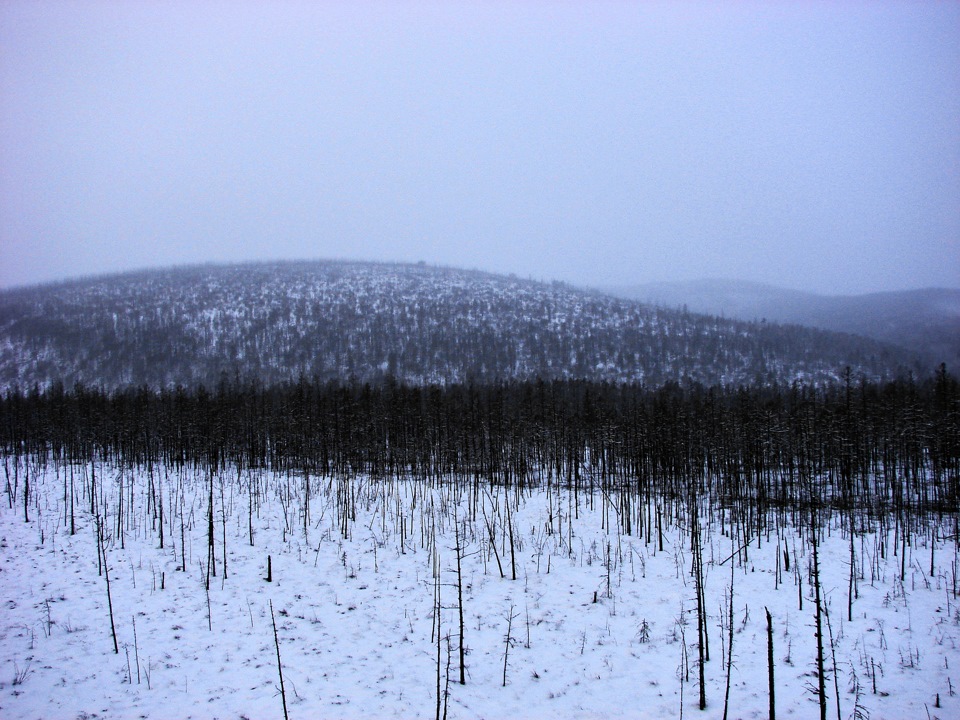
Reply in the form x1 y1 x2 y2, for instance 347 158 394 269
0 260 922 392
605 279 960 370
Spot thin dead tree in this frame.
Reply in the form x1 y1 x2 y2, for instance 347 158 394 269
434 546 443 720
269 600 290 720
691 500 708 711
722 535 736 720
453 506 467 685
766 607 775 720
502 603 517 688
96 513 119 654
811 511 828 720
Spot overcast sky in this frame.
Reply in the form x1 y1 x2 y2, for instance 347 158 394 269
1 1 958 295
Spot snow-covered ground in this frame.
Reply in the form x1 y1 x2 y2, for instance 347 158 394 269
1 463 957 719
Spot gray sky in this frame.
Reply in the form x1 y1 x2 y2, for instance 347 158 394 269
2 1 959 295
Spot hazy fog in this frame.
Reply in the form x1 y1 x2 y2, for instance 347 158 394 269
2 1 958 295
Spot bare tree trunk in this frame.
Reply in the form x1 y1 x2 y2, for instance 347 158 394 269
722 540 735 720
23 459 29 523
454 511 466 685
207 467 216 583
270 600 289 720
848 511 856 622
692 505 707 711
98 514 119 654
812 523 827 720
506 502 516 581
434 547 442 720
766 607 775 720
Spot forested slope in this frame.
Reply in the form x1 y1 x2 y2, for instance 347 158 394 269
0 261 921 392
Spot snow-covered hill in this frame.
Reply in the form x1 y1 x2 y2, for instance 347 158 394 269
0 260 920 391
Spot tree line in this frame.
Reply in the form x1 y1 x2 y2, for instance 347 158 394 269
2 366 956 523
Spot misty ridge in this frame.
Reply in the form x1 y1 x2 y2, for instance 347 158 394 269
0 259 931 394
607 278 960 371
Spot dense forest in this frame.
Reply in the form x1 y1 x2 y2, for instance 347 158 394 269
4 367 956 525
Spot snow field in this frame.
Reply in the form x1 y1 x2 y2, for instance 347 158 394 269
1 463 958 719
